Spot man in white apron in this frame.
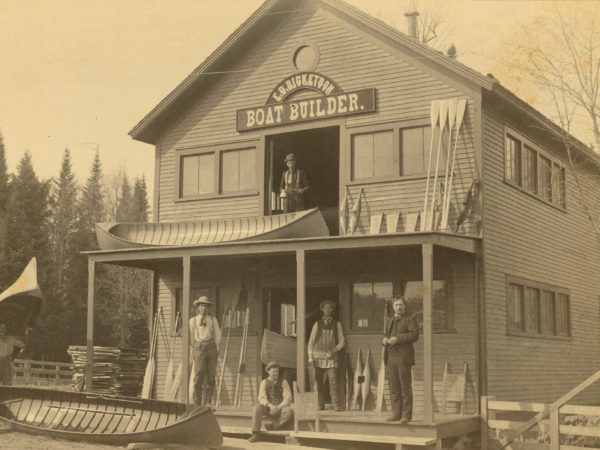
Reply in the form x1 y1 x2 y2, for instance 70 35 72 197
279 153 309 213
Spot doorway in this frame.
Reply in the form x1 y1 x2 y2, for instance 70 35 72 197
265 126 339 221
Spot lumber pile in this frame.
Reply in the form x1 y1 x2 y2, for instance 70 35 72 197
68 346 147 397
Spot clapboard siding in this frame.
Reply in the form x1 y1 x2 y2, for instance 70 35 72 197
156 5 479 227
482 106 600 403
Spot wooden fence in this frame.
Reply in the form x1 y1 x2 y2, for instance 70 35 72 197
11 359 73 386
481 396 600 450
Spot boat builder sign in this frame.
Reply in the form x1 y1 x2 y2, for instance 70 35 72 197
236 72 376 131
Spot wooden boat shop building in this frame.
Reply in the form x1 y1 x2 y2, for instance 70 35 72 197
84 0 600 445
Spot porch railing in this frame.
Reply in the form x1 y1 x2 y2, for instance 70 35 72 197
481 396 600 450
11 359 73 386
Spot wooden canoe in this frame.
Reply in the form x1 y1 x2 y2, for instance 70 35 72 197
0 386 223 447
95 207 330 250
0 258 44 336
260 329 297 369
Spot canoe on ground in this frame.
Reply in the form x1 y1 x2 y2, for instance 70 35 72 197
95 207 330 250
0 386 223 447
0 258 44 336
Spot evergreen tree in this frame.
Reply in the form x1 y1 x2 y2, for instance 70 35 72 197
131 176 149 222
115 175 132 222
0 153 51 291
0 131 8 259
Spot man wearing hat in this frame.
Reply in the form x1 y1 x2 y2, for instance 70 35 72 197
189 296 221 407
279 153 309 213
307 299 345 411
248 361 293 443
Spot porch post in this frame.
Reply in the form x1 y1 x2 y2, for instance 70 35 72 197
86 260 96 392
422 243 434 423
296 249 306 392
182 256 191 405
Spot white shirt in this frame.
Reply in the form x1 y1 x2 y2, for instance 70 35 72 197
0 336 25 358
188 315 221 348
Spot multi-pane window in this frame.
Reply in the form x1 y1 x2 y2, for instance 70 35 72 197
523 145 537 193
181 153 215 197
351 130 394 180
221 148 256 193
506 135 522 185
507 277 570 338
350 124 449 181
504 131 566 209
540 156 553 202
179 146 257 199
350 278 453 332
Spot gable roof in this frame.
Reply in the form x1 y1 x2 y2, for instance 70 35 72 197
129 0 599 167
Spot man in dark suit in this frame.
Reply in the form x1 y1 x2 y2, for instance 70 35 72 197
383 296 419 424
279 153 309 213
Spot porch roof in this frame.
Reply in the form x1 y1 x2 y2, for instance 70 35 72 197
84 231 480 265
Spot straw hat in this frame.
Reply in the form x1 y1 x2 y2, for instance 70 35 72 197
284 153 297 162
193 296 212 306
265 361 280 372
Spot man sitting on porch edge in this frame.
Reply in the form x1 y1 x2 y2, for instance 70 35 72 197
248 361 293 443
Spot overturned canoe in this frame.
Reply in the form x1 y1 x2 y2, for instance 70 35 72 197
0 258 44 336
95 207 330 250
0 386 223 447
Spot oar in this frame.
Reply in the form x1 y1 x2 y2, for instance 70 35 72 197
215 309 234 407
442 99 467 231
422 100 441 230
339 186 349 235
141 310 159 399
361 349 371 411
349 188 363 235
428 99 449 231
441 99 458 226
164 312 180 400
345 353 351 411
234 307 250 408
352 349 363 410
376 304 388 412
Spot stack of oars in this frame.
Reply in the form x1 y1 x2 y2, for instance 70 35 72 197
68 346 147 397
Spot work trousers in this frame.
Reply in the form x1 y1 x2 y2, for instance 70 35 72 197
192 340 218 406
315 366 338 408
251 403 293 432
386 358 413 420
0 357 12 385
282 192 304 213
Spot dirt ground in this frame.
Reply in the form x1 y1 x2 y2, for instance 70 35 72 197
0 429 125 450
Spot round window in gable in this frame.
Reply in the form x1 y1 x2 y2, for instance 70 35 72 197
292 43 319 72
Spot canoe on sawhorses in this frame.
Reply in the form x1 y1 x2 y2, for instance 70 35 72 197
0 386 223 447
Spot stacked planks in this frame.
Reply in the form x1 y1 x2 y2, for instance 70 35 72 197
68 346 147 397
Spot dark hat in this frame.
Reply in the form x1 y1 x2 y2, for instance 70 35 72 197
284 153 297 162
193 296 212 306
319 299 336 311
265 361 280 371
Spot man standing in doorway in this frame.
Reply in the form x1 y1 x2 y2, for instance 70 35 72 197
279 153 309 213
0 323 25 386
308 299 345 411
189 296 221 407
383 296 419 424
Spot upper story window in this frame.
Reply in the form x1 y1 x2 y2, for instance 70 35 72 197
178 145 257 200
506 275 570 338
504 129 566 209
349 123 446 182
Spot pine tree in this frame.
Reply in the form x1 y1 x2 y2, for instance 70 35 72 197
0 153 51 291
131 177 149 222
115 175 132 222
0 131 8 259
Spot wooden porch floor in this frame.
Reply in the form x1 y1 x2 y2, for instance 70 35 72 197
215 407 481 445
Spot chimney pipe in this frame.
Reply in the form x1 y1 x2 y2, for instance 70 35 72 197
405 10 419 39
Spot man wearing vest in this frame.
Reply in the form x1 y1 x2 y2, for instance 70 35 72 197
279 153 309 213
383 296 419 424
248 361 293 443
307 299 345 411
189 296 221 407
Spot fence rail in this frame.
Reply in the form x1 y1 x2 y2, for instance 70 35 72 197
481 396 600 450
11 359 73 386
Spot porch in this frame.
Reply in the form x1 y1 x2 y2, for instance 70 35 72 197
84 231 483 445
